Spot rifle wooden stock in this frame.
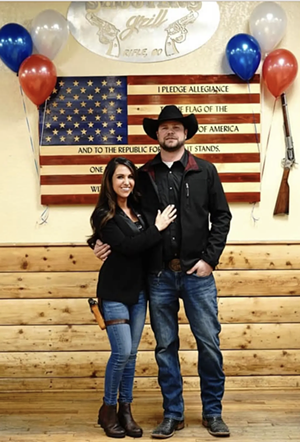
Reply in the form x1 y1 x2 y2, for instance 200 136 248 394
273 168 290 216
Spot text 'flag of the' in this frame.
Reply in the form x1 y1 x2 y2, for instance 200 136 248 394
39 74 261 205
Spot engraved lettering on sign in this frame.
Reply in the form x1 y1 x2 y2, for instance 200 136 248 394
68 2 220 63
193 145 221 153
198 125 240 134
152 48 163 57
124 48 148 57
78 147 93 153
90 166 103 173
159 85 187 93
104 146 116 153
189 85 229 93
210 126 239 133
216 106 228 112
88 2 200 10
91 186 101 192
120 10 168 40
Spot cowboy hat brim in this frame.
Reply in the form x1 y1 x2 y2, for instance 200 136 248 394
143 113 199 141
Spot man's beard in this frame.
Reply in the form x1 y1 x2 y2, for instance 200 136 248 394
160 139 185 152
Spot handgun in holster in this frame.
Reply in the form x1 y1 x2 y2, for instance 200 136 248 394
88 298 129 330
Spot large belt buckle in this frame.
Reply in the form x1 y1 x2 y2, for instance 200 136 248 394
168 258 181 272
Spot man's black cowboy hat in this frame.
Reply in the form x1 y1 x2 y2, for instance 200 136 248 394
143 105 198 141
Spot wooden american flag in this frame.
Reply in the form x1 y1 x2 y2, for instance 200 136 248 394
39 74 260 205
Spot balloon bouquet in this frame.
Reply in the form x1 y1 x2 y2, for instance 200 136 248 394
225 2 298 216
0 10 69 107
225 2 298 99
249 1 298 99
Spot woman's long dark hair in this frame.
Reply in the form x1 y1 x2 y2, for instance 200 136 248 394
87 157 140 248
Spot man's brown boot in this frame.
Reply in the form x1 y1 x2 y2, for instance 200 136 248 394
98 400 126 438
118 402 143 438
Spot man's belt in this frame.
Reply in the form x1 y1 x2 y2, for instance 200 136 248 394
166 258 181 272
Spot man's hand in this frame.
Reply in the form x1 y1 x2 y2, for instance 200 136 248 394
94 239 111 261
186 259 213 277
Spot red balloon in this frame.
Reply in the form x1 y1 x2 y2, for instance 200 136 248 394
262 49 298 98
18 54 57 106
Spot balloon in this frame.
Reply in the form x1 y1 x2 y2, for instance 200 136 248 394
19 54 57 106
0 23 33 73
31 9 69 60
249 2 287 56
226 33 261 81
262 49 298 98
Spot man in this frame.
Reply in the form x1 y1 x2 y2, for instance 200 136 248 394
94 105 232 438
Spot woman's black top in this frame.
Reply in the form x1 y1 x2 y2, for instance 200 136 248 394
94 205 162 305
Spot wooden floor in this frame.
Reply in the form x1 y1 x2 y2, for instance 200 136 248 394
0 390 299 441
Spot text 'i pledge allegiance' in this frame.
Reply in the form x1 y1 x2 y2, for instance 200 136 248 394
158 85 229 93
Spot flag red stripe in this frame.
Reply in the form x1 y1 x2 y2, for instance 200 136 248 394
128 134 260 144
41 175 104 185
127 74 260 85
41 195 98 205
40 153 260 166
219 173 260 183
41 192 260 206
226 192 260 203
127 114 260 125
127 94 260 105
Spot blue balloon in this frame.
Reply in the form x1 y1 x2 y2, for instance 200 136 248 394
0 23 33 73
226 33 261 81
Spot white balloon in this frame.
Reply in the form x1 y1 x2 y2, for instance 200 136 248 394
31 9 69 60
249 2 287 56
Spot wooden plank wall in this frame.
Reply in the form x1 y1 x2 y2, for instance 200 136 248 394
0 243 299 392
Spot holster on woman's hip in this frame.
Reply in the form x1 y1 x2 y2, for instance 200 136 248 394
88 298 129 330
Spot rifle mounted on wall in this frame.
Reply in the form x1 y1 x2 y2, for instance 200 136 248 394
273 93 296 216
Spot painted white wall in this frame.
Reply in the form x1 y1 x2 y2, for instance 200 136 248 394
0 1 299 244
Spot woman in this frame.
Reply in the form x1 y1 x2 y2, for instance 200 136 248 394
88 157 176 439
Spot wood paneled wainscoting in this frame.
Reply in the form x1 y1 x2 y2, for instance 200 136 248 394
0 242 299 392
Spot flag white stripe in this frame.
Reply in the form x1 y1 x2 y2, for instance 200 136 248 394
128 123 260 136
128 83 260 95
40 143 261 156
127 103 260 115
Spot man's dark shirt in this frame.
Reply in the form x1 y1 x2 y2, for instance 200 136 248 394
151 150 188 262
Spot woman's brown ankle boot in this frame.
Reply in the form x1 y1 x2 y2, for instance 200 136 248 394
118 402 143 438
98 400 126 438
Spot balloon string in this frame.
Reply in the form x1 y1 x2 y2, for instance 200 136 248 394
20 86 49 225
39 101 47 146
20 85 40 179
247 81 260 153
38 206 49 225
261 97 278 178
37 101 50 225
251 201 259 225
247 81 260 225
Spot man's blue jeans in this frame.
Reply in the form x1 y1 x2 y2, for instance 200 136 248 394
102 291 146 405
148 269 224 420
